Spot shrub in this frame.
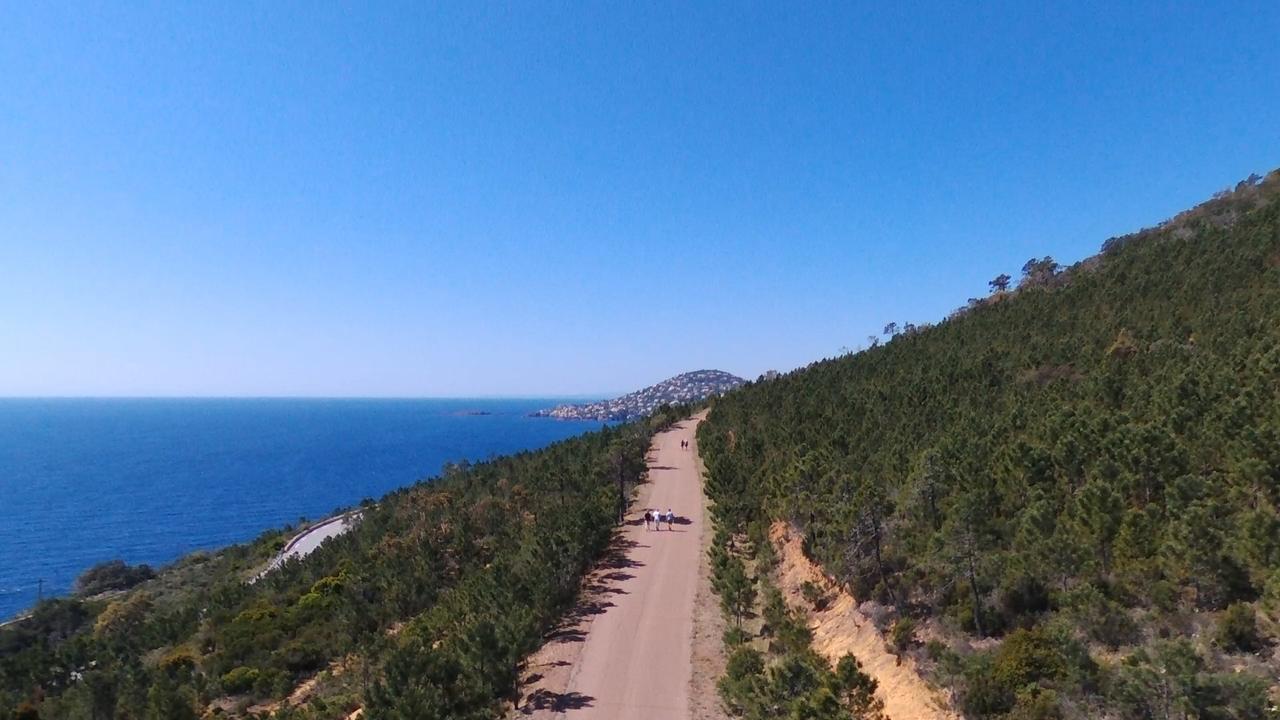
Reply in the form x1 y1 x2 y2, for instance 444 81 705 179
1061 584 1139 649
1148 580 1178 613
717 646 764 714
1215 602 1262 653
800 580 826 610
278 636 328 672
998 574 1050 623
832 654 884 718
74 560 156 596
220 666 260 695
1262 570 1280 614
254 668 291 698
925 639 951 662
992 627 1068 692
1007 689 1063 720
1106 639 1272 719
889 616 916 653
962 663 1014 717
93 592 154 639
722 626 750 647
956 596 1005 637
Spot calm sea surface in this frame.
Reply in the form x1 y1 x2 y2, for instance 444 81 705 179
0 398 602 619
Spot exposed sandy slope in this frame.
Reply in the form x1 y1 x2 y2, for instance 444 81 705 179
515 413 708 720
770 522 960 720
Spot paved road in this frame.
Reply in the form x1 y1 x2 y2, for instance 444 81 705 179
256 511 360 580
524 412 707 719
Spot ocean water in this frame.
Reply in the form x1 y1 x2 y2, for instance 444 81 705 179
0 398 603 620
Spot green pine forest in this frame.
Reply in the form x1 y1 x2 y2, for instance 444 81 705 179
0 414 675 719
698 171 1280 718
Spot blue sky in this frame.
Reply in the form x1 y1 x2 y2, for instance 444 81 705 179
2 2 1277 397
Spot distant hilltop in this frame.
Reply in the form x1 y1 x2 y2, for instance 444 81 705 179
534 370 746 421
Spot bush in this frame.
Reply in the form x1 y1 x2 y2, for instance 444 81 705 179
998 574 1051 624
1263 570 1280 614
955 596 1005 637
992 627 1069 691
889 616 916 653
1147 580 1178 613
800 580 826 610
1215 602 1262 653
254 668 291 698
833 654 884 717
1061 584 1138 650
278 636 328 672
962 662 1014 717
220 666 260 694
1007 690 1063 720
1106 639 1272 719
722 626 750 647
717 646 764 714
74 560 156 596
761 587 811 655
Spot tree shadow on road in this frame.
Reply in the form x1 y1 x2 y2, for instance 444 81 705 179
515 525 645 710
537 530 642 646
598 537 646 570
519 689 596 714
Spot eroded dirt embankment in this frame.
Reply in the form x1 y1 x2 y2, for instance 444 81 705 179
769 522 959 720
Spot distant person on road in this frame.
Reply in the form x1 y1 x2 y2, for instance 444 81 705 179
643 509 652 531
665 508 675 529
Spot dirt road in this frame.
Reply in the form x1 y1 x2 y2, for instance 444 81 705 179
517 412 708 719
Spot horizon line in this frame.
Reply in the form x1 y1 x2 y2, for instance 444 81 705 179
0 394 614 401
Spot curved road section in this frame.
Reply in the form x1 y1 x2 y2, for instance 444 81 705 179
257 511 360 580
518 412 708 719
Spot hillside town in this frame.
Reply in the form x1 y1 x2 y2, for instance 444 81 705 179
533 369 746 421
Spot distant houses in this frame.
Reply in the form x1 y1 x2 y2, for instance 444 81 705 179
533 369 746 421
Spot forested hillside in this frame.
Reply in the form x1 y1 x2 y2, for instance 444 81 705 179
699 171 1280 718
0 412 681 719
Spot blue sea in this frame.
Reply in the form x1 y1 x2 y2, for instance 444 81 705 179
0 398 603 620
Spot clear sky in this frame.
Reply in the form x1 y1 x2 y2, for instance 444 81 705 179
2 2 1277 397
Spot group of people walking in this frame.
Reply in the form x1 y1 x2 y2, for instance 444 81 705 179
680 439 689 450
644 508 676 531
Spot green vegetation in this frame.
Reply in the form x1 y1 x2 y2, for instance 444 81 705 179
0 409 686 719
699 171 1280 717
72 561 156 597
708 515 885 719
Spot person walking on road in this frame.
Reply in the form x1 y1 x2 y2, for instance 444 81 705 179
665 508 675 530
643 509 652 531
